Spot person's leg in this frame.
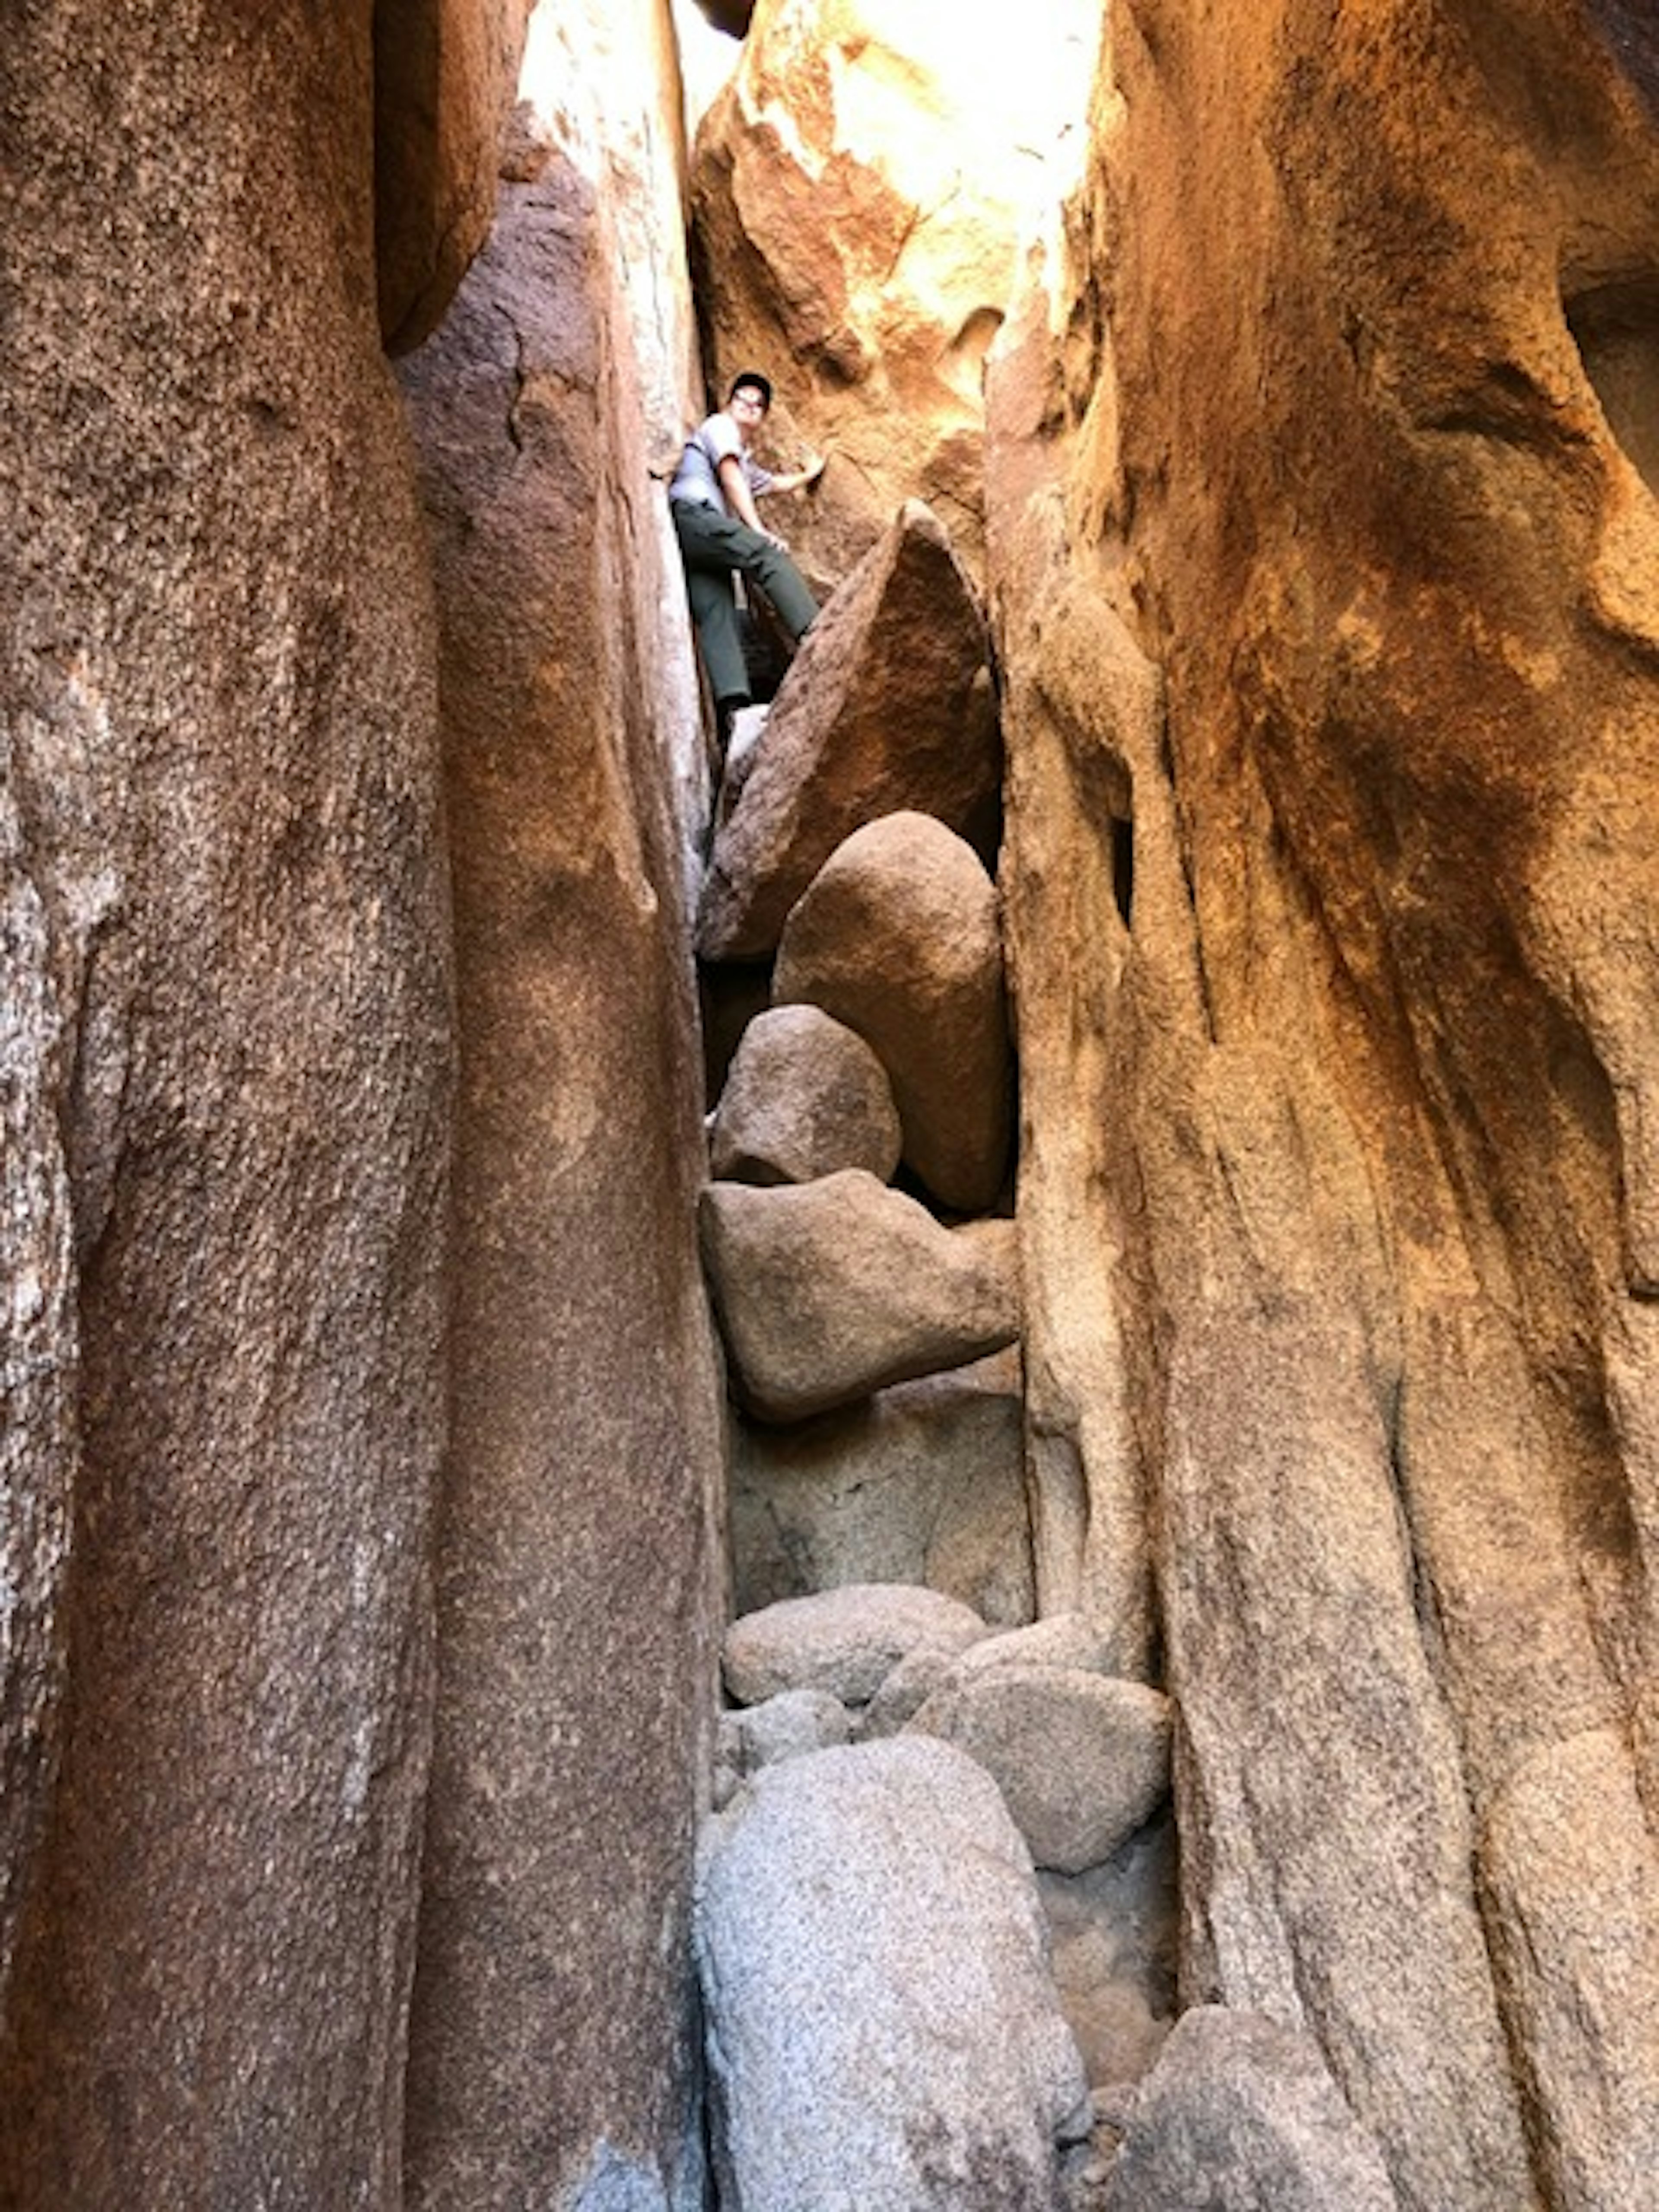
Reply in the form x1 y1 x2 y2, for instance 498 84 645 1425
676 501 818 643
673 502 753 708
735 533 817 642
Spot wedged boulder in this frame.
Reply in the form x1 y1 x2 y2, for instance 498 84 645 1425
909 1666 1171 1874
723 1584 989 1707
772 812 1013 1213
729 1349 1034 1627
715 1688 852 1808
709 1003 901 1186
957 1612 1123 1678
1101 2008 1400 2211
697 502 1000 960
696 1738 1090 2212
374 0 532 352
699 1170 1020 1422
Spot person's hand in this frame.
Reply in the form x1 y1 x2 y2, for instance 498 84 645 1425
800 449 827 486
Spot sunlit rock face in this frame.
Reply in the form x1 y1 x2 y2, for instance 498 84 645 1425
397 2 725 2204
989 2 1659 2206
0 5 452 2203
687 0 1098 587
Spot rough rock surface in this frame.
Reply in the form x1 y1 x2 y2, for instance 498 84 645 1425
909 1665 1171 1874
374 0 534 351
709 1003 901 1185
700 1171 1020 1421
773 812 1013 1212
723 1583 989 1707
686 0 1100 585
696 1738 1090 2211
697 502 1001 961
721 1686 852 1773
957 1613 1123 1679
0 10 451 2203
729 1349 1035 1626
1102 2008 1401 2212
397 41 723 2210
985 3 1659 2204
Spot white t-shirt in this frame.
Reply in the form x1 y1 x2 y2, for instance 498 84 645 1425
668 410 775 514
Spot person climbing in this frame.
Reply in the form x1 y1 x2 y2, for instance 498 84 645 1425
668 370 826 744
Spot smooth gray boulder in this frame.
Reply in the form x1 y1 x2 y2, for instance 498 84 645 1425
719 1687 852 1776
957 1613 1122 1678
699 1170 1020 1422
709 1004 901 1186
696 1738 1089 2211
1101 2007 1400 2210
909 1665 1171 1873
724 1584 989 1707
772 810 1013 1213
729 1349 1034 1626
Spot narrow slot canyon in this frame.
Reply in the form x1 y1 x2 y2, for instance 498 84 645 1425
3 2 1659 2209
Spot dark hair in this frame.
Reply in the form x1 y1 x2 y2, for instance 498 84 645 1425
727 370 773 412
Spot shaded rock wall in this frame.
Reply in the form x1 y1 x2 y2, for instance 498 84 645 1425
375 0 536 352
397 3 725 2203
990 0 1659 2204
0 3 455 2202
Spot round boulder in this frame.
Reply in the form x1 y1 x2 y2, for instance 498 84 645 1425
908 1665 1172 1873
709 1004 902 1186
773 811 1012 1214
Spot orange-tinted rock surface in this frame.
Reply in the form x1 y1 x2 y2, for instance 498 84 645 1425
989 1 1659 2204
686 0 1098 587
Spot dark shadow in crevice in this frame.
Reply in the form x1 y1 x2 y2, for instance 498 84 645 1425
1566 277 1659 496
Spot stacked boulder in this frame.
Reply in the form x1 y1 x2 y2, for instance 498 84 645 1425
693 504 1185 2208
696 500 1027 1623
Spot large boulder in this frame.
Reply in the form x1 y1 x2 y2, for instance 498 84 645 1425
696 502 1001 962
700 1170 1020 1421
729 1349 1035 1626
909 1665 1171 1874
709 1003 901 1185
1102 2008 1400 2212
723 1583 989 1707
696 1738 1090 2210
773 812 1013 1212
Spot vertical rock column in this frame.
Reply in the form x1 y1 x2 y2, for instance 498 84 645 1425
396 27 726 2209
0 3 453 2204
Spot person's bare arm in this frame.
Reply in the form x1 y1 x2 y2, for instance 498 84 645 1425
717 453 769 533
767 451 827 496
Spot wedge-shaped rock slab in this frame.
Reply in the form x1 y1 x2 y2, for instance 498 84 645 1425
909 1665 1171 1873
699 1169 1020 1422
697 501 1000 961
723 1583 990 1707
1102 2007 1400 2211
696 1738 1089 2212
773 811 1013 1213
709 1004 901 1187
